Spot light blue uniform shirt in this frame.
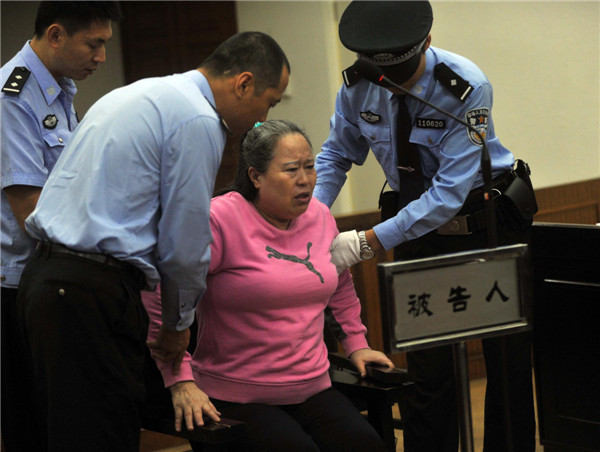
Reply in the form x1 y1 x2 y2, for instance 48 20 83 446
1 41 78 288
26 70 225 330
314 47 514 250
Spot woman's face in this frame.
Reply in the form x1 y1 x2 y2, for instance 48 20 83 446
250 133 316 229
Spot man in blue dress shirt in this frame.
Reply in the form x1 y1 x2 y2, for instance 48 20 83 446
315 2 536 451
16 31 290 451
0 2 121 450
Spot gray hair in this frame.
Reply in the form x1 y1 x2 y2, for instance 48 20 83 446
226 120 312 200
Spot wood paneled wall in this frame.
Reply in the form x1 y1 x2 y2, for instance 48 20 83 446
335 178 600 377
532 178 600 224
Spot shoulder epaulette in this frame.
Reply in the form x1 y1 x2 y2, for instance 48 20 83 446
433 63 473 102
342 65 361 88
2 66 31 95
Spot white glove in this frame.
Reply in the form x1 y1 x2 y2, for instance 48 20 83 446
330 230 362 274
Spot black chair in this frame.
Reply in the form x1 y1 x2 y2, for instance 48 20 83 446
324 320 413 452
141 400 244 452
141 320 413 452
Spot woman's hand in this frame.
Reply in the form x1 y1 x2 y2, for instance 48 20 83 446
169 381 221 432
349 348 394 378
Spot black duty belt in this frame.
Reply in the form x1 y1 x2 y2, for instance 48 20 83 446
437 171 513 236
36 242 135 273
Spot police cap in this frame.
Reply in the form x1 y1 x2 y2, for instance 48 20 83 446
339 1 433 85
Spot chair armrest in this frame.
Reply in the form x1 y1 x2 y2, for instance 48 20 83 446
141 402 245 444
365 364 410 385
328 352 355 372
328 352 410 386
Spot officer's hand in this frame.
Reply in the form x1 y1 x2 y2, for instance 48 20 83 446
330 230 362 274
147 325 190 375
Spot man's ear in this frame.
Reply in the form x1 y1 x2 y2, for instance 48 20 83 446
235 72 255 98
423 34 432 52
47 24 63 48
248 167 261 188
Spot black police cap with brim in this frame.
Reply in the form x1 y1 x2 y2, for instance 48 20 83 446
339 1 433 85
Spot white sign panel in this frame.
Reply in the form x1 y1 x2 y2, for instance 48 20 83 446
393 259 519 341
378 245 532 352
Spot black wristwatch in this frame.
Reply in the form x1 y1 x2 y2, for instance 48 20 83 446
358 230 375 260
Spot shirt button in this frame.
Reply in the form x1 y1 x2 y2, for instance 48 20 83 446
58 137 64 143
428 137 433 144
58 288 66 296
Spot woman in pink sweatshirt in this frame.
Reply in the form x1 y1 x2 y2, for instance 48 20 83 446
143 119 393 451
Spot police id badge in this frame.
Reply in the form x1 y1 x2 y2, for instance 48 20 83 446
465 107 489 146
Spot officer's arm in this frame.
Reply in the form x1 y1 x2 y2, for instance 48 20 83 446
4 185 41 231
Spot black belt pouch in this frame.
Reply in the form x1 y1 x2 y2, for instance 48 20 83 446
501 160 539 233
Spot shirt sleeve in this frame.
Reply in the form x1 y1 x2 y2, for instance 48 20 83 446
0 96 48 189
314 86 371 207
156 115 223 331
206 204 225 275
327 269 369 356
323 209 369 355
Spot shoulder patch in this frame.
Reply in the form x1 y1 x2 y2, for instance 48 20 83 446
2 66 31 95
342 65 361 88
465 107 489 146
433 63 473 102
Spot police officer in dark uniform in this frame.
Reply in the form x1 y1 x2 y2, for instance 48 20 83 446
316 2 537 451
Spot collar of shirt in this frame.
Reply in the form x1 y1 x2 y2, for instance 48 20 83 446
183 69 215 107
183 69 233 134
21 41 77 106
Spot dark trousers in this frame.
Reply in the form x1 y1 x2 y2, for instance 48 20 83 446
190 387 387 452
2 286 41 452
15 250 148 452
397 223 536 452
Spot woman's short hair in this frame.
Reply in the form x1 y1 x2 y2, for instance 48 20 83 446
227 119 312 200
